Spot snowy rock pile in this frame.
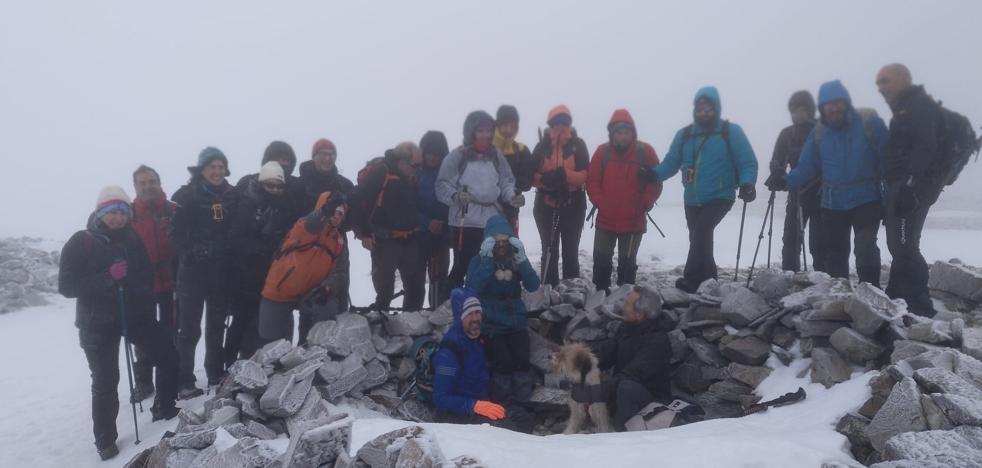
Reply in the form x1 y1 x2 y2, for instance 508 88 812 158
0 237 59 313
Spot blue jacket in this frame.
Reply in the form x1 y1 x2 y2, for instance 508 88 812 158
431 288 490 416
655 86 759 206
465 215 540 336
416 166 449 246
786 80 888 210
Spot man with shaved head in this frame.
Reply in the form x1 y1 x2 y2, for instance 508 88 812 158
877 63 942 317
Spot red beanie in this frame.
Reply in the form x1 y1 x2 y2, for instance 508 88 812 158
312 138 336 156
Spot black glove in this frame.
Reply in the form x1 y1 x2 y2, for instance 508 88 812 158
541 168 567 190
638 165 659 183
764 173 788 192
320 192 347 217
894 184 920 217
738 184 757 202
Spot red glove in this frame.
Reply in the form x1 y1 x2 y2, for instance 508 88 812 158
109 260 128 281
473 400 505 420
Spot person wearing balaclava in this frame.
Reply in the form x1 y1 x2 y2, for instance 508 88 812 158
766 91 826 273
436 110 522 289
170 146 239 398
644 86 759 293
417 130 452 308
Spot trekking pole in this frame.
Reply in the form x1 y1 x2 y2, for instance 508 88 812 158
540 209 561 284
767 191 775 267
746 191 776 286
586 205 597 229
116 285 142 445
798 203 808 272
734 201 748 281
646 213 666 238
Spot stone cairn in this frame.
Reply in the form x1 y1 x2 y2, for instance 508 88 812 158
122 259 982 467
0 237 59 313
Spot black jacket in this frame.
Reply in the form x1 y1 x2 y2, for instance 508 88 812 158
297 161 355 215
235 172 304 215
884 85 939 184
169 179 239 264
770 121 820 206
59 216 156 331
229 179 299 292
598 318 673 399
353 158 418 238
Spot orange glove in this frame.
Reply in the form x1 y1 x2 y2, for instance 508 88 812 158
473 400 505 420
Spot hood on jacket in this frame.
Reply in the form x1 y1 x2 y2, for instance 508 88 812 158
449 287 480 338
263 140 297 176
420 130 450 159
463 111 495 145
483 214 514 239
607 108 637 136
817 80 854 125
788 90 817 117
693 86 721 115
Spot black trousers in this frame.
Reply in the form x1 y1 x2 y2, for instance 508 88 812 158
683 199 734 287
486 330 532 404
175 260 230 387
79 319 178 449
420 236 451 309
822 201 882 286
372 237 425 310
885 182 942 316
781 191 826 273
134 291 176 387
224 289 261 366
612 378 655 431
449 226 485 289
534 191 587 287
592 228 644 290
258 296 341 345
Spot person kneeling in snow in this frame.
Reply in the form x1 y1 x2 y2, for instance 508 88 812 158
59 186 180 461
596 286 673 431
432 288 534 433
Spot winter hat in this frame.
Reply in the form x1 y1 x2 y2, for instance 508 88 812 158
188 146 230 177
94 185 131 218
460 296 482 321
788 90 816 117
419 130 449 158
547 105 572 127
258 161 285 183
312 138 336 156
462 110 495 145
262 140 297 175
496 105 520 124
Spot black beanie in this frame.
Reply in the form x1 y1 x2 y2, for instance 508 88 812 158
496 105 520 124
262 140 297 176
788 90 816 117
419 130 449 158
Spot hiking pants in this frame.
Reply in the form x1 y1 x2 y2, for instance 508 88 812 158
613 378 655 431
683 199 734 288
822 201 882 286
449 226 485 289
885 181 942 316
592 228 643 291
175 259 229 386
134 291 176 388
258 296 340 345
371 237 425 311
534 191 587 287
486 330 532 404
781 190 826 273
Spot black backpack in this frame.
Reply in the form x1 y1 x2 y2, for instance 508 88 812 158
935 103 981 186
407 336 465 402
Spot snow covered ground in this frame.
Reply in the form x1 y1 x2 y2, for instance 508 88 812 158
1 204 979 467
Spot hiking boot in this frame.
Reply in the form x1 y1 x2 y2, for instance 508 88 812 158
178 385 204 400
131 382 155 403
675 277 698 294
151 405 180 422
97 443 119 461
207 373 227 387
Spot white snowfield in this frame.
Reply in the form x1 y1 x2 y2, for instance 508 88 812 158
1 207 979 468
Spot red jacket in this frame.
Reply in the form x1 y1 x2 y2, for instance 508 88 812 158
587 110 663 233
131 193 177 294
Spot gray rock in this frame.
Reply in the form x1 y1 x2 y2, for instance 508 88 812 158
708 379 758 404
395 436 448 468
673 363 714 393
961 327 982 362
928 261 982 302
560 291 586 308
659 287 691 307
280 346 329 370
931 393 982 426
227 359 269 393
720 287 771 327
569 326 606 342
750 269 794 299
913 367 982 400
284 414 352 468
668 329 690 364
799 307 851 323
920 394 954 430
427 304 453 327
356 425 428 468
891 340 946 364
252 339 293 366
845 282 906 336
308 313 377 361
835 413 872 447
529 330 559 375
235 393 263 420
810 348 853 388
908 320 955 345
528 386 569 408
324 354 368 400
523 285 552 312
687 337 728 367
726 362 772 388
866 377 928 452
260 360 319 417
244 420 277 440
797 319 849 338
830 327 887 364
720 335 770 366
196 434 285 468
771 325 796 349
380 336 414 356
881 425 982 466
358 359 389 390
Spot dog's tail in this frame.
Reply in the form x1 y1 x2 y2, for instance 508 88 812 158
574 351 593 385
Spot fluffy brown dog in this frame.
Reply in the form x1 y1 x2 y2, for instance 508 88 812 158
551 343 614 434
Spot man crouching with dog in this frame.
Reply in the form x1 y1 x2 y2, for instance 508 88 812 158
578 286 673 431
431 288 535 433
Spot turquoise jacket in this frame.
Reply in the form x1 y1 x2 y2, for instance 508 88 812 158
655 86 759 206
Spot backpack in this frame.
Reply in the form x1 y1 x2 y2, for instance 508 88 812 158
812 108 881 184
624 399 705 432
680 120 739 184
457 148 501 178
599 140 650 177
408 336 465 402
934 102 981 186
356 157 399 219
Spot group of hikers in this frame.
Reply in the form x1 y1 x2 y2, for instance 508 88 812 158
58 63 977 460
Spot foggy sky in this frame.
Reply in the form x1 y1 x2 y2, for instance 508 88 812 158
2 0 980 238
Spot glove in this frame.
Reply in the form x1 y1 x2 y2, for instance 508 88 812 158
638 165 659 183
764 173 788 192
479 236 496 257
738 184 757 202
428 219 445 235
509 236 527 264
454 191 472 205
473 400 505 420
511 193 526 208
894 184 920 217
109 260 128 281
541 168 567 190
321 192 346 217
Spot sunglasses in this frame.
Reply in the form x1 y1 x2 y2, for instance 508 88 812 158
262 181 286 191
